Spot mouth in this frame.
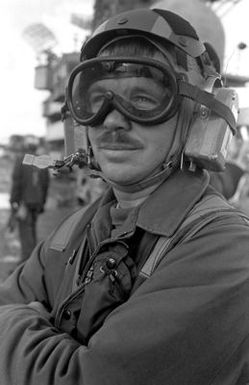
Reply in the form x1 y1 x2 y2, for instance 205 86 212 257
99 143 142 151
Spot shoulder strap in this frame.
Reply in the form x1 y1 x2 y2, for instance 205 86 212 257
49 198 100 252
139 195 249 280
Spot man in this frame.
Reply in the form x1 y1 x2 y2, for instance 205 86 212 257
9 135 50 260
0 8 249 385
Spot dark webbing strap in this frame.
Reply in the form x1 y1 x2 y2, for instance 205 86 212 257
139 196 249 280
179 81 236 134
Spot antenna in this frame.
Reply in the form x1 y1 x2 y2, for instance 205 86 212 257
22 23 58 60
223 42 247 85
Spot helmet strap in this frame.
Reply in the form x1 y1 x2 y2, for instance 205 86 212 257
175 47 188 71
165 97 195 168
88 155 181 193
86 127 101 171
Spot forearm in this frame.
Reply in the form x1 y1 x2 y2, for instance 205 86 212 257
0 274 248 385
0 304 86 385
1 220 249 385
0 241 50 306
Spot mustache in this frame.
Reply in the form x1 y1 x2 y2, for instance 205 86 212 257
95 130 143 148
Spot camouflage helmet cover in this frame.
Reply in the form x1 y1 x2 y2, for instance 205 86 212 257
81 8 206 61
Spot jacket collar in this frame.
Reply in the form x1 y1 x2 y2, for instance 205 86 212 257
99 168 210 238
137 168 210 236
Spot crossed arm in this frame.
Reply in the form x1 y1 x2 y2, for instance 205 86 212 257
0 221 249 385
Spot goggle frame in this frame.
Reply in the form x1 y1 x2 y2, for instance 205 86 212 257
66 56 183 126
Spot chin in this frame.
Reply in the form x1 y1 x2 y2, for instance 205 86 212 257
107 174 135 186
105 169 151 188
100 163 132 181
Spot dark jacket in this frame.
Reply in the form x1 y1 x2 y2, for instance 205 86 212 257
10 154 49 210
1 169 249 385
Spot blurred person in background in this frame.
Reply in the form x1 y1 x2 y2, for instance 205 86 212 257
0 8 249 385
76 171 107 206
209 132 248 200
229 137 249 213
9 135 50 261
76 172 92 206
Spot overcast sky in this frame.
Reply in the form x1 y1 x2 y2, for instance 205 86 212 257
0 0 94 143
0 0 249 143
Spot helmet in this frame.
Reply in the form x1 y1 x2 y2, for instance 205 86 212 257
64 7 238 191
81 8 206 61
67 9 223 129
67 7 236 135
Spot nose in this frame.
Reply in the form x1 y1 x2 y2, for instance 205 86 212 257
103 108 131 132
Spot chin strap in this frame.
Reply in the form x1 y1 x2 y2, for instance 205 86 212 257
89 153 181 193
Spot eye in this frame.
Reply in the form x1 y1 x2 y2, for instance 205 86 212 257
131 94 160 110
88 92 105 112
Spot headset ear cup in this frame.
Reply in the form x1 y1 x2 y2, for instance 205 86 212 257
184 87 239 171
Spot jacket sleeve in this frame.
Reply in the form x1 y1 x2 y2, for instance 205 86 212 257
0 217 249 385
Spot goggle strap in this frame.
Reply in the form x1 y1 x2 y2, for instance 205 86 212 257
179 81 236 134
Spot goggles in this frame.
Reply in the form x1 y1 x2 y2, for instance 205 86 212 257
66 57 181 126
66 56 236 133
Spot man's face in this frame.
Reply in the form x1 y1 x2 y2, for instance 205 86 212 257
87 71 178 187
